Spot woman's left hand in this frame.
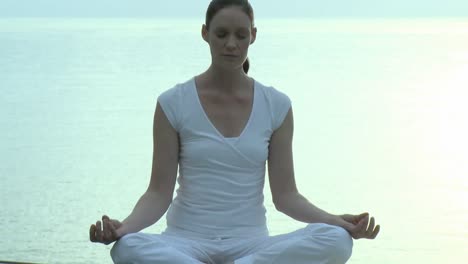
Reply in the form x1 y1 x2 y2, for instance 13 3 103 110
337 212 380 239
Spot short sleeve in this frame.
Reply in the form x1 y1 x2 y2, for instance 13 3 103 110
157 85 181 132
271 87 292 131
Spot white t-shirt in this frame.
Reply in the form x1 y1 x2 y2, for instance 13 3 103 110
157 76 291 239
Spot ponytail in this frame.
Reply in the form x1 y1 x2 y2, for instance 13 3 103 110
243 57 250 74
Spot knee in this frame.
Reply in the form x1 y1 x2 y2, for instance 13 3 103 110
328 225 353 262
110 233 152 264
305 224 353 262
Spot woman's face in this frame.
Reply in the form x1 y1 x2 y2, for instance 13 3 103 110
202 6 257 71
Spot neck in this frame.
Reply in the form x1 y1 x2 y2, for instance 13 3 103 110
202 65 249 94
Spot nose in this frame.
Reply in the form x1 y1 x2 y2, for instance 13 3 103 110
225 35 237 50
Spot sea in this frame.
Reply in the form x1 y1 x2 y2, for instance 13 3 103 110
1 17 467 263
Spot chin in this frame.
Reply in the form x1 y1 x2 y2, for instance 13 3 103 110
214 61 243 71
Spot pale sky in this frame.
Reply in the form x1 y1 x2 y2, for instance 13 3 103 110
0 0 467 18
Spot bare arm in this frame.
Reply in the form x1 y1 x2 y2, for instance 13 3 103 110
268 107 341 226
268 108 381 239
117 102 179 236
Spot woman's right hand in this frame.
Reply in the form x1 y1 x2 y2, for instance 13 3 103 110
89 215 123 245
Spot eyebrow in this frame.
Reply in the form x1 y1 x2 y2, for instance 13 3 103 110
214 27 250 32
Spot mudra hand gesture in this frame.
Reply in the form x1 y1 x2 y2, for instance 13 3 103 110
339 212 380 239
89 215 123 245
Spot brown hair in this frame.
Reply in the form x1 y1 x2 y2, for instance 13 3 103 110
205 0 255 74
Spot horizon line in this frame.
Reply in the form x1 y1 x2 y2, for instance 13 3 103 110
1 15 467 19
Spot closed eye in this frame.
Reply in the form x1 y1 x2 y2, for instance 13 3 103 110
237 34 247 39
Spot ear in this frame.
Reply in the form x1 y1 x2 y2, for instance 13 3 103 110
201 24 209 43
250 27 257 45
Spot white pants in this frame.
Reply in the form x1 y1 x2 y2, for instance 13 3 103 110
110 223 353 264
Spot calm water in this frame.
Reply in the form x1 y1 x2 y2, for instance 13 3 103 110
1 18 467 263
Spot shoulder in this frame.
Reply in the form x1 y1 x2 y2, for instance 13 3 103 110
254 79 292 130
158 77 193 100
254 79 291 105
156 77 194 131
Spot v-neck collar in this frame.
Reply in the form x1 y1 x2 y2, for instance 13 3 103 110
192 76 257 142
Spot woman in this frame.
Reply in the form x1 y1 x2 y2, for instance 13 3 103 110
89 0 380 263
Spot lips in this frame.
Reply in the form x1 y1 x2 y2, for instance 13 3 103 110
223 54 238 57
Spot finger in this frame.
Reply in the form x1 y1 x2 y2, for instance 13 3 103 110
370 224 381 239
102 216 111 234
358 212 369 222
103 215 112 240
89 224 97 242
96 221 103 242
109 221 118 240
354 215 369 238
366 217 375 237
103 219 111 242
357 215 369 229
352 212 368 225
102 215 116 240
